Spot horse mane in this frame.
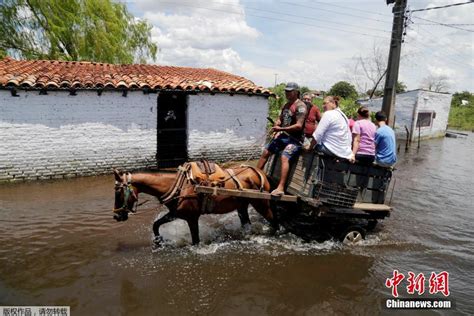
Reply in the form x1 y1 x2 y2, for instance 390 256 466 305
129 172 177 197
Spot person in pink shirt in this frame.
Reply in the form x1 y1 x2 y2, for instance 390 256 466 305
351 106 376 164
348 118 355 132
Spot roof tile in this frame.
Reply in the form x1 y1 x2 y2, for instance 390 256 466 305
0 57 270 96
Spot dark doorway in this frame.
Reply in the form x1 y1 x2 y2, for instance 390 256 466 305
156 92 188 168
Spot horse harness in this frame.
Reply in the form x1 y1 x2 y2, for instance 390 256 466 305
158 160 267 213
114 172 139 213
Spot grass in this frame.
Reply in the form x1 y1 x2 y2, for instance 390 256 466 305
448 106 474 131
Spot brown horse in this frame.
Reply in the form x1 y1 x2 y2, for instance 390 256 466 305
113 165 278 245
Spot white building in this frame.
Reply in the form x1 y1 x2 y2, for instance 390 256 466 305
360 89 452 141
0 58 271 182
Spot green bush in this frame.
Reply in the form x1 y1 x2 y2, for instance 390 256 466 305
451 91 473 108
328 81 358 99
448 106 474 130
268 83 287 124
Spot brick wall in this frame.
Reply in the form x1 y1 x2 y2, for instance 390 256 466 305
0 90 157 182
0 90 269 182
187 94 268 162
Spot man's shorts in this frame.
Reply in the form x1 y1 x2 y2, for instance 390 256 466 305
266 134 301 160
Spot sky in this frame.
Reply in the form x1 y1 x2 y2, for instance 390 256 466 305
125 0 474 93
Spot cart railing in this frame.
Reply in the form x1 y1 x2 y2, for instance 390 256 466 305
265 151 393 206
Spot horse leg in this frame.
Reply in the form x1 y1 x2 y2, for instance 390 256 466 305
152 211 176 245
250 199 279 234
186 217 200 245
237 202 251 226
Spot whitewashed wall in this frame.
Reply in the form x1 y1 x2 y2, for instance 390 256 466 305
0 90 269 182
362 90 418 141
0 90 157 182
415 91 452 139
188 94 268 161
361 90 451 141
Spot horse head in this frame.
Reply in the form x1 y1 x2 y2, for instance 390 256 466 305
113 169 138 222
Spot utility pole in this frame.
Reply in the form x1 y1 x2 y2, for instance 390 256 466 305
274 73 278 87
382 0 407 127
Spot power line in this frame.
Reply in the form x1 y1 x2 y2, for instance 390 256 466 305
404 30 472 68
410 24 473 63
280 2 393 24
234 2 392 34
407 22 471 58
155 1 394 40
155 0 392 34
290 1 394 18
409 1 474 12
412 16 474 32
415 23 474 26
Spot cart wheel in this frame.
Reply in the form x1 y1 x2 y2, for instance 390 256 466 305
367 220 378 231
340 226 366 245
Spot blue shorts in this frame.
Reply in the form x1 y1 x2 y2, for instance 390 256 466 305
266 134 301 160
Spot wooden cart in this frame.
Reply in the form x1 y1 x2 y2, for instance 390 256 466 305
195 151 394 244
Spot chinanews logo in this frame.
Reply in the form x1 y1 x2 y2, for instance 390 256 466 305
384 270 453 309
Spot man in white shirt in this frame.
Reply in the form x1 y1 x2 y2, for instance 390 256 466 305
310 96 353 160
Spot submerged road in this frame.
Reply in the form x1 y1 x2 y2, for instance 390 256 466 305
0 133 473 315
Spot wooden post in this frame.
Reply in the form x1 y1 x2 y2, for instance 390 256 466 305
382 0 408 127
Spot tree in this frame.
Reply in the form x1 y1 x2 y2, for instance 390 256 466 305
328 81 358 99
421 74 450 93
268 83 287 122
300 86 310 95
0 0 157 64
345 42 388 95
396 81 407 93
451 91 473 107
366 81 407 98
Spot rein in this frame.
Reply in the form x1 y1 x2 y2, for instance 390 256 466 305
115 161 267 214
114 172 141 213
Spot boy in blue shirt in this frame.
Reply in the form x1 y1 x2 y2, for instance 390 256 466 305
374 111 397 167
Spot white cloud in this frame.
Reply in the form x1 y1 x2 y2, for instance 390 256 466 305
129 0 272 85
157 46 243 72
129 0 473 92
427 65 456 78
145 10 260 50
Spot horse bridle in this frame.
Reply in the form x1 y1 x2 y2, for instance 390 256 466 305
114 173 138 213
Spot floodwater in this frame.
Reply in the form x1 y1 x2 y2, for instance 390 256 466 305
1 134 473 315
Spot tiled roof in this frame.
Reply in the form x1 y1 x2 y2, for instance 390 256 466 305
0 57 271 96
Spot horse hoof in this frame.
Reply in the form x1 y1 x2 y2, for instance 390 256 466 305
153 236 164 247
268 225 280 236
242 223 252 235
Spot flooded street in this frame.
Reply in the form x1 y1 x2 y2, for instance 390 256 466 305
1 134 473 315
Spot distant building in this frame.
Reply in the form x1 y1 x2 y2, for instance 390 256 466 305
0 57 271 182
359 89 452 141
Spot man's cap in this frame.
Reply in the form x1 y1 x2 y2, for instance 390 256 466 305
284 82 299 91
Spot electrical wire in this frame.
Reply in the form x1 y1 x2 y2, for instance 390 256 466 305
280 1 393 24
176 0 394 34
404 32 472 69
155 1 394 40
408 22 474 63
412 16 474 32
409 1 474 12
296 1 394 17
415 23 474 26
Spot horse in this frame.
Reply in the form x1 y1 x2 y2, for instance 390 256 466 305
113 163 278 245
